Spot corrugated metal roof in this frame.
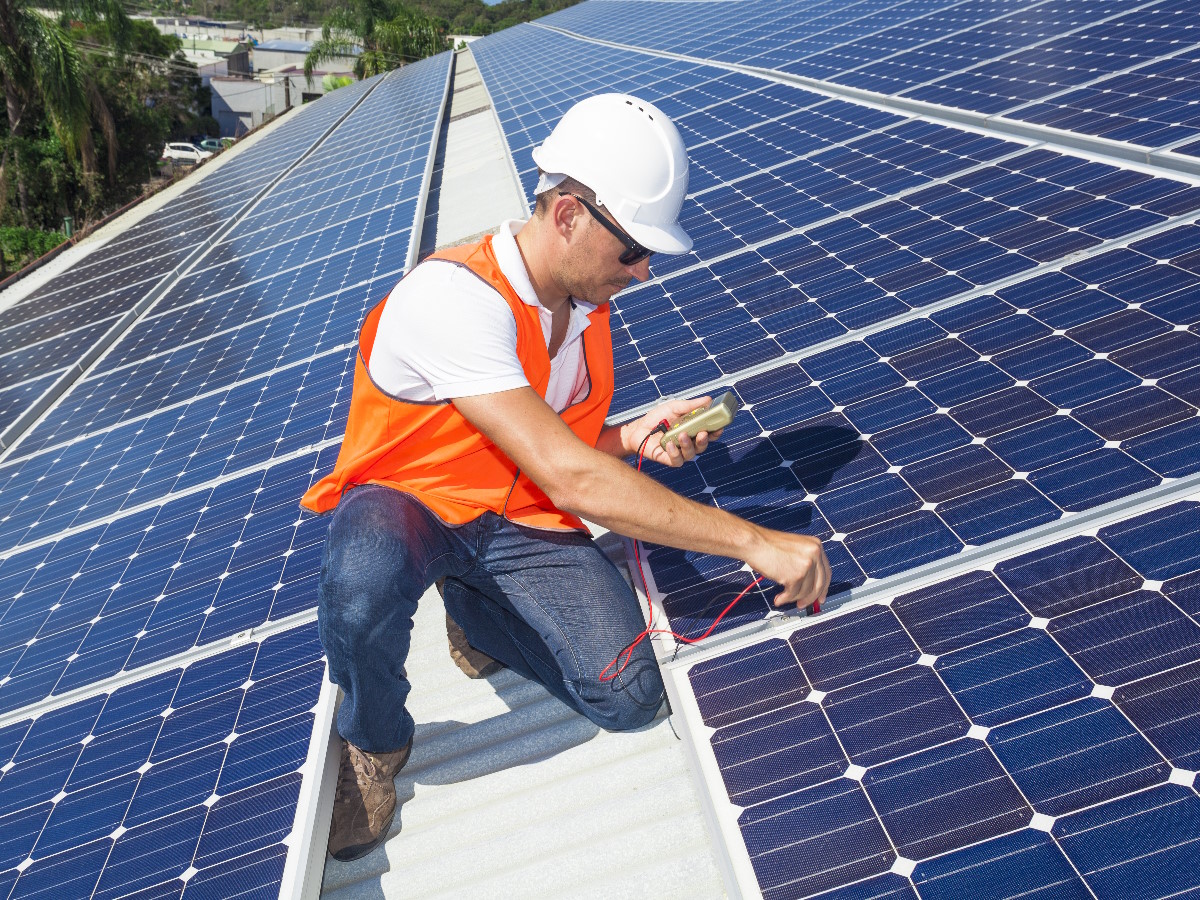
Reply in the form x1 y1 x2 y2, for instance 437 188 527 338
319 546 726 898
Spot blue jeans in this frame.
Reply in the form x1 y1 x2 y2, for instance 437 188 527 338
317 484 664 753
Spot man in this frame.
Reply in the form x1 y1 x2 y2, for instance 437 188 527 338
302 93 830 862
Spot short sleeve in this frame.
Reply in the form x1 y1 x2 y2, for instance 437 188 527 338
368 261 530 401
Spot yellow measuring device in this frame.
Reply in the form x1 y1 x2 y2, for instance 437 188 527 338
660 391 740 450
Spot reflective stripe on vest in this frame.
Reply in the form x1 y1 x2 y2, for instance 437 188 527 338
299 235 615 531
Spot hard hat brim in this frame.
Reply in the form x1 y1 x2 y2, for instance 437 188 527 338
624 219 693 255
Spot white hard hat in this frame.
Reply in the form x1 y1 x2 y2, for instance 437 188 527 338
532 94 692 255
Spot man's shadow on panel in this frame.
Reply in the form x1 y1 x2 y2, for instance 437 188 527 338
645 423 864 638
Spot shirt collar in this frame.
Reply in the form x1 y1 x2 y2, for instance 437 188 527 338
492 220 598 317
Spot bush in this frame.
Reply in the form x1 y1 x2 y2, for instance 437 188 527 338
0 226 67 275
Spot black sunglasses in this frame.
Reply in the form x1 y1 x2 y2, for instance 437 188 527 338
559 192 654 266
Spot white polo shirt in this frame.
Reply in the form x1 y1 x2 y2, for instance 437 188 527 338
368 220 595 412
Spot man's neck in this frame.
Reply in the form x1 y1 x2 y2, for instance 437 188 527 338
514 222 571 314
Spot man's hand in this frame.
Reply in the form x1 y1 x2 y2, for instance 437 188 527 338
745 530 831 610
605 396 725 466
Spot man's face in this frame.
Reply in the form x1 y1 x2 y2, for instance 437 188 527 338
555 205 653 305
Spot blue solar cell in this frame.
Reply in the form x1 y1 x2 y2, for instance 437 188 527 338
1050 589 1200 686
1115 661 1200 770
863 739 1030 860
993 335 1093 382
871 413 972 467
846 386 937 434
791 605 918 692
690 638 808 729
900 443 1013 505
710 700 845 807
986 415 1104 473
818 473 922 534
892 570 1029 655
824 665 969 767
989 697 1169 816
741 778 894 899
1056 785 1200 899
1029 288 1124 330
918 360 1014 408
937 627 1093 728
1067 309 1172 354
1112 329 1200 380
845 511 963 579
937 479 1060 545
950 386 1056 437
912 830 1090 900
1030 358 1141 408
994 535 1142 618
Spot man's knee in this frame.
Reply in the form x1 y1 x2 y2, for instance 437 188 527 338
575 662 664 731
320 490 426 616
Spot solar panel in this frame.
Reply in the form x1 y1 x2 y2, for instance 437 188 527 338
0 50 452 897
665 494 1200 899
0 74 378 447
639 223 1200 639
472 26 1200 416
539 0 1200 156
0 621 332 899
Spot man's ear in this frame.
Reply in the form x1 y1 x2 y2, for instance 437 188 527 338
552 193 581 240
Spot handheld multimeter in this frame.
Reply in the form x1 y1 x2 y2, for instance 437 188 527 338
660 391 740 450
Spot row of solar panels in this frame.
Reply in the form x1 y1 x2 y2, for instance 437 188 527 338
1 3 1197 893
0 52 453 898
543 0 1200 158
0 77 378 452
471 16 1200 900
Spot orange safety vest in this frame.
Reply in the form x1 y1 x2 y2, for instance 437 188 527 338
300 235 614 532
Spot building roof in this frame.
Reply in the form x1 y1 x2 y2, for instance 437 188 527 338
256 39 315 53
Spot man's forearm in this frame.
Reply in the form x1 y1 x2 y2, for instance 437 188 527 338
556 449 760 561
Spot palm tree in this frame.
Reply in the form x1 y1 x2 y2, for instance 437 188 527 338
303 0 448 85
0 0 129 225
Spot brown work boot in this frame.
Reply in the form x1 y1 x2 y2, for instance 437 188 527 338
436 579 505 679
328 737 413 862
446 612 504 678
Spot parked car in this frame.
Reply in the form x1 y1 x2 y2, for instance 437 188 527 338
161 142 213 165
199 138 232 153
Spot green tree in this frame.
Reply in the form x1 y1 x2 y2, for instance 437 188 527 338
0 0 131 225
303 0 449 84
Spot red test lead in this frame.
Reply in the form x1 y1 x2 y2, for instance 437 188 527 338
600 427 765 682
